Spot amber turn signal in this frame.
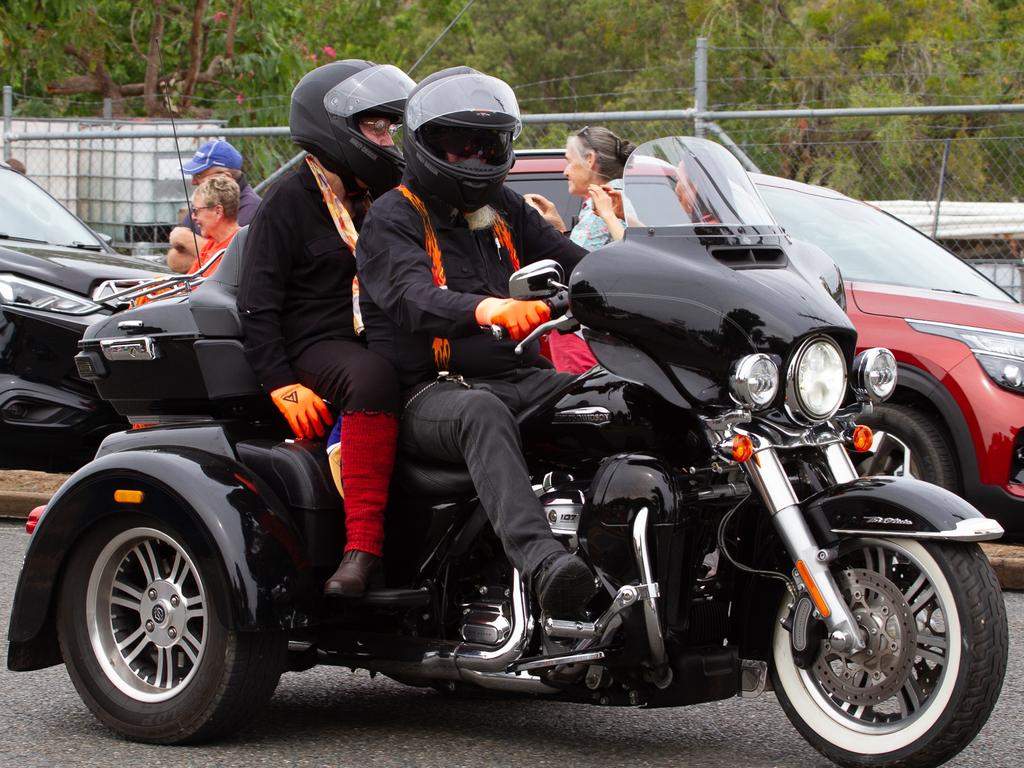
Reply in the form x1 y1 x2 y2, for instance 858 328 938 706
114 489 145 504
850 424 874 453
731 434 754 462
795 559 832 619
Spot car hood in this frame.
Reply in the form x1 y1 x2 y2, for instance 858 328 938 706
850 281 1024 333
0 242 158 296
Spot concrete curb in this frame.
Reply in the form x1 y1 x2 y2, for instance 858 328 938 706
0 491 51 520
1 491 1021 590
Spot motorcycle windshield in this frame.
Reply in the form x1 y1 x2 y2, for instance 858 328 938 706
621 137 781 233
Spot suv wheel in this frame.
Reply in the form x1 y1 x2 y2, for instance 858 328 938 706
857 403 958 490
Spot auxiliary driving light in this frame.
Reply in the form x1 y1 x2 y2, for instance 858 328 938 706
729 353 779 410
852 347 898 403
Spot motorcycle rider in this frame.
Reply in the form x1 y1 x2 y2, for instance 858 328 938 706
355 67 596 619
237 60 415 597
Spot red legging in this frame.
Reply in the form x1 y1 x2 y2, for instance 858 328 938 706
292 339 399 557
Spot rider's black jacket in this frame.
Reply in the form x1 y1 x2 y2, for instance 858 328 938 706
237 163 362 393
356 175 587 389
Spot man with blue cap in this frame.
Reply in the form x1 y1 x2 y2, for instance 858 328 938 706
166 139 261 272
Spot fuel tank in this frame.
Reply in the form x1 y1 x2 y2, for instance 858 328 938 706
570 231 857 408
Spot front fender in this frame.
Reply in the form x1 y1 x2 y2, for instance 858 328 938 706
804 475 1004 544
8 447 312 672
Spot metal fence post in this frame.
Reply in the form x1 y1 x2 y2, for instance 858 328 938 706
694 37 708 138
931 138 951 239
3 86 12 162
102 98 112 120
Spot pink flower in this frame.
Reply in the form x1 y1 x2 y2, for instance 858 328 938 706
322 45 337 59
212 10 227 22
235 92 244 105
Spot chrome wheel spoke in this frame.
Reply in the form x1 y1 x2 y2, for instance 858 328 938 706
112 577 143 602
133 542 161 583
179 628 202 665
155 646 174 689
907 584 935 615
110 594 142 611
167 551 186 585
119 630 151 666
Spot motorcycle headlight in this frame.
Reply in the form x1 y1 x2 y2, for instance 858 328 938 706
852 347 898 403
787 336 847 421
729 353 779 409
0 273 102 315
907 321 1024 395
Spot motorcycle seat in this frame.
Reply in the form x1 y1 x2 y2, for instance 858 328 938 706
393 456 475 498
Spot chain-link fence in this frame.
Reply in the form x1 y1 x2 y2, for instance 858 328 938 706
3 84 1023 299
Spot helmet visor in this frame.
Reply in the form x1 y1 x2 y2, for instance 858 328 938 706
406 73 522 138
324 64 415 119
420 125 513 168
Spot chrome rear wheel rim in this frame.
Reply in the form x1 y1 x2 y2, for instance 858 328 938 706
86 527 208 703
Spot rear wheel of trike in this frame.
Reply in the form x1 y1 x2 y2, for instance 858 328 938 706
771 538 1007 768
57 514 287 743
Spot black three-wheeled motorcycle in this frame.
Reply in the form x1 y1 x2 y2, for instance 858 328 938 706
7 138 1007 768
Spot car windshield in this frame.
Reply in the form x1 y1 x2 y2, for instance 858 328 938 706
0 168 101 248
756 183 1011 302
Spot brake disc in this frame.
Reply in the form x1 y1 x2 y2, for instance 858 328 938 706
812 567 917 706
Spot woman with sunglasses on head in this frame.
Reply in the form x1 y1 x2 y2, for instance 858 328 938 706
237 60 415 598
524 125 635 373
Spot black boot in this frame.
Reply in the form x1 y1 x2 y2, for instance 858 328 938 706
533 552 596 619
324 550 381 597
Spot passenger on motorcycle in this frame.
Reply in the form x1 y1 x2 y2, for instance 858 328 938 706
237 60 415 597
355 67 597 619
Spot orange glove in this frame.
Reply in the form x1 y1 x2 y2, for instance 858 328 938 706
270 383 333 439
475 297 551 341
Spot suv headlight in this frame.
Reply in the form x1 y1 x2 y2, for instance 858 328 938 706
730 353 779 409
787 336 847 421
907 320 1024 395
0 273 102 315
852 347 898 402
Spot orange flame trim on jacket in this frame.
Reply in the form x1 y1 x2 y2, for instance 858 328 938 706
397 185 520 372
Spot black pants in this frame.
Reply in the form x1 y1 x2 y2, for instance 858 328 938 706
292 339 400 414
400 367 575 578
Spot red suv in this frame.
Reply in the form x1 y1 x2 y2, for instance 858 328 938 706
507 150 1024 536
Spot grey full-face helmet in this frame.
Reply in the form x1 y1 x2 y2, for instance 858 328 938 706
289 60 415 199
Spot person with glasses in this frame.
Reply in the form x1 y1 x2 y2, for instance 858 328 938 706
524 125 636 373
355 67 597 621
237 60 415 598
166 140 262 270
186 175 241 275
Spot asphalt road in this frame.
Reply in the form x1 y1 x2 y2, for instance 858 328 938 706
2 520 1022 768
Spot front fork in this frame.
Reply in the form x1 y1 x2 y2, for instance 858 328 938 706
742 442 867 653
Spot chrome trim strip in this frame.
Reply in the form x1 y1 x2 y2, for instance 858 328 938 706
833 516 1005 542
906 319 1024 341
512 650 607 672
632 507 672 688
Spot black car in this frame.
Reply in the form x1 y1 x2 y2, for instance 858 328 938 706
0 161 157 469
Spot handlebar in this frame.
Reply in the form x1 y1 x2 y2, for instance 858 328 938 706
486 290 573 353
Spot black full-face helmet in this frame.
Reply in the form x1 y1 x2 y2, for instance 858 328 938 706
403 67 522 211
289 59 415 199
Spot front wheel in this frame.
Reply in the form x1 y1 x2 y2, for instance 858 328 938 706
771 538 1007 768
57 514 287 743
